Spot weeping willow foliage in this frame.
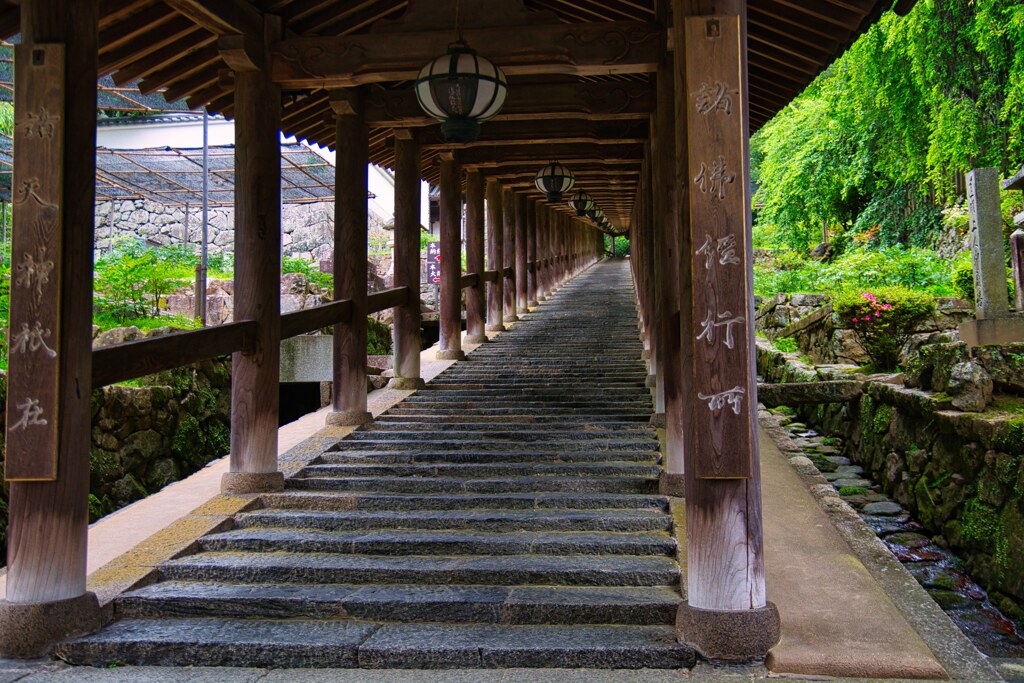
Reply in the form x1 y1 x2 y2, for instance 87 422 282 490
752 0 1024 251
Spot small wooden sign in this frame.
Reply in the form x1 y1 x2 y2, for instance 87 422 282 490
684 16 754 479
4 43 65 481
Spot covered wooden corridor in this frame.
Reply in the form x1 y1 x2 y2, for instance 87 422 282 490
0 0 918 668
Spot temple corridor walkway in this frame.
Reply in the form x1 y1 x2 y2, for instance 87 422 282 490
57 260 697 670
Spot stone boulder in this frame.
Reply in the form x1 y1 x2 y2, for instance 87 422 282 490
93 326 143 349
946 361 994 412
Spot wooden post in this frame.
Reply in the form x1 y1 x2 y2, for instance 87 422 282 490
0 0 105 657
388 133 425 390
515 193 530 313
527 198 539 307
672 0 779 661
535 204 547 301
1012 229 1024 312
464 170 487 344
325 88 373 425
437 154 465 360
503 188 519 322
221 19 286 491
655 56 685 493
486 179 505 332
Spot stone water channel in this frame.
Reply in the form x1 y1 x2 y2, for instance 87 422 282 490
770 410 1024 662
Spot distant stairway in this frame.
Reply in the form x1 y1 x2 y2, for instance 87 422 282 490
58 260 695 670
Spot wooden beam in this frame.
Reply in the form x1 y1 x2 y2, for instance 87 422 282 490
415 119 649 149
269 21 664 89
163 0 264 38
280 299 353 339
363 81 656 127
457 142 644 167
367 286 411 314
93 321 257 387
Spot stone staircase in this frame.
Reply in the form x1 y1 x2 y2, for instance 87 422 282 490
57 261 695 670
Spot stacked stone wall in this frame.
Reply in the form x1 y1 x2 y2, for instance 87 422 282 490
757 341 1024 616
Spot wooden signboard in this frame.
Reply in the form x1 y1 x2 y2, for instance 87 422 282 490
685 16 753 479
5 44 65 481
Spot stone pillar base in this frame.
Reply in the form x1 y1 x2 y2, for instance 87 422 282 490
221 471 285 494
436 349 466 361
528 300 540 308
641 349 651 361
325 410 373 427
645 374 657 389
465 334 489 344
387 377 426 390
676 602 781 662
485 324 506 332
505 314 519 323
659 472 685 497
517 306 530 315
650 412 666 428
0 592 103 659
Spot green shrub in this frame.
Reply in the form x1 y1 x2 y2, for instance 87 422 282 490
753 245 955 297
774 337 799 353
282 256 333 293
832 287 936 371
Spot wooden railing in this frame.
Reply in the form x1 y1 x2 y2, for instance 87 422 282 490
460 273 480 289
92 320 258 388
92 286 412 388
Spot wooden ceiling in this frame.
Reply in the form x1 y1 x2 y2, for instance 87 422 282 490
0 0 910 228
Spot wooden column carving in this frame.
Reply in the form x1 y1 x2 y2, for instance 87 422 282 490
437 155 466 360
3 0 103 626
464 170 487 344
389 133 425 390
674 1 774 640
328 88 373 426
486 179 505 332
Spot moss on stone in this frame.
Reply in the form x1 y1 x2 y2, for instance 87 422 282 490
873 403 893 435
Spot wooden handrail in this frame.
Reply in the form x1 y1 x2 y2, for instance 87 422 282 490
281 299 353 339
460 273 480 289
368 286 410 314
502 266 514 278
92 320 258 388
482 270 499 283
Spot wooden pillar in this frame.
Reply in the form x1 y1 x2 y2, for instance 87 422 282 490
223 20 286 489
655 56 685 493
0 0 105 656
327 88 372 425
502 188 518 323
464 170 487 344
672 0 779 661
486 179 505 332
515 193 529 313
527 198 539 307
388 133 425 390
437 155 465 360
535 204 547 301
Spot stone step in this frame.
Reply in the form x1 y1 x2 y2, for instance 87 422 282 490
200 527 677 556
297 462 662 480
287 475 658 495
406 389 654 400
375 414 652 424
316 449 659 465
232 509 673 534
159 552 681 587
57 619 694 669
384 406 653 418
259 491 670 512
116 582 681 625
363 421 653 434
397 400 654 410
330 439 657 453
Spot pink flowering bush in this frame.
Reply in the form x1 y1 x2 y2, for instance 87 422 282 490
832 287 935 370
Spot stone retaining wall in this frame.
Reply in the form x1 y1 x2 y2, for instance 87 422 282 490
94 199 388 262
757 341 1024 615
